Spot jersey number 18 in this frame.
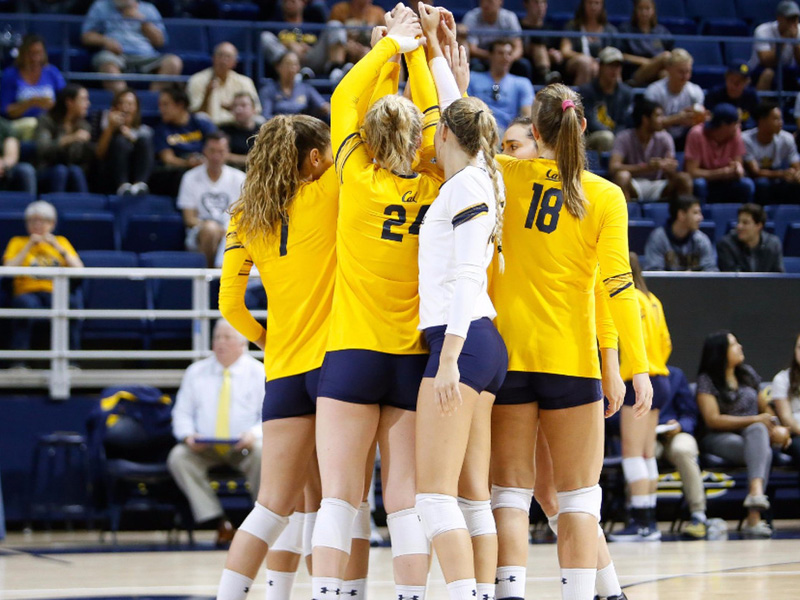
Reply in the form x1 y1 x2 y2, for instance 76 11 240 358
525 183 563 234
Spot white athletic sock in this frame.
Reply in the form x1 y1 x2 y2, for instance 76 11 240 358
560 568 595 600
446 579 478 600
218 568 254 600
630 494 649 509
477 582 496 600
313 576 342 600
594 563 622 598
266 570 296 600
342 579 367 600
691 511 708 524
396 585 426 600
495 566 526 599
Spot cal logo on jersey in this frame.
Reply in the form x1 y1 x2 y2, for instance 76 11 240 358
402 191 418 203
545 169 560 181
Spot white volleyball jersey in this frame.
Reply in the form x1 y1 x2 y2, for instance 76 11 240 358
418 164 499 338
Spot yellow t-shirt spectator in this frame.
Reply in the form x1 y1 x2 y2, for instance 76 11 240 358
3 235 79 296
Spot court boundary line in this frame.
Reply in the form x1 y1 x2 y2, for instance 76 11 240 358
621 559 800 589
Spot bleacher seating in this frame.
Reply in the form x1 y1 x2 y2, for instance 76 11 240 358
628 219 657 255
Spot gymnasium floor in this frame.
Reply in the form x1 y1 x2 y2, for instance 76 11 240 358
2 528 800 600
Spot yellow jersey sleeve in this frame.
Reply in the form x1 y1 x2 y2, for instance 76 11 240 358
219 223 265 343
405 45 439 150
619 289 670 380
332 36 400 184
596 191 649 375
594 268 618 350
369 61 400 109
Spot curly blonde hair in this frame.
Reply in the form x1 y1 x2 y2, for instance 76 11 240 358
363 95 422 175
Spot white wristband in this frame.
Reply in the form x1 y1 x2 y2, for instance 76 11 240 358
387 34 420 53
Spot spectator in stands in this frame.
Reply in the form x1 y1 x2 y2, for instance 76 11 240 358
580 46 633 152
463 0 530 78
81 0 183 93
467 39 534 132
328 0 385 64
35 84 93 194
177 132 245 267
3 201 82 366
617 0 673 87
609 98 692 202
187 42 262 126
644 48 705 150
643 195 717 271
95 88 154 195
0 35 65 141
261 0 347 78
260 51 331 120
560 0 618 86
519 0 563 85
696 331 778 538
771 333 800 467
0 117 37 195
220 92 260 170
501 115 537 158
167 318 264 546
150 86 217 197
717 204 785 273
705 63 760 131
743 102 800 204
749 0 800 91
685 103 755 204
656 367 709 539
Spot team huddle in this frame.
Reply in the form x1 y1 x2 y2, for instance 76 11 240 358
214 4 654 600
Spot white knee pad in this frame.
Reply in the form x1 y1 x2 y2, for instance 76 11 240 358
311 498 358 553
490 485 534 513
239 502 290 547
271 511 304 554
556 485 602 522
302 511 317 557
458 497 497 537
416 493 468 540
387 508 430 557
621 457 649 484
645 457 658 481
352 502 371 540
548 513 604 538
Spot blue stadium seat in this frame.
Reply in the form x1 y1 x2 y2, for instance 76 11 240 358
164 23 211 74
724 41 755 66
627 202 642 220
28 21 90 71
699 220 717 243
655 0 686 19
42 193 110 213
219 2 260 19
115 194 178 233
680 40 723 66
208 25 257 59
88 89 114 114
735 0 779 24
0 211 26 247
137 91 161 121
605 0 632 17
691 65 727 89
704 203 741 239
0 192 35 211
659 17 697 35
686 0 737 20
77 251 149 345
139 251 207 342
773 205 800 239
122 214 185 253
783 256 800 273
628 219 657 255
642 202 669 226
783 223 800 257
55 212 117 251
701 18 750 37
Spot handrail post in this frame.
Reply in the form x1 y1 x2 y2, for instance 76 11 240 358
191 274 210 361
50 274 70 400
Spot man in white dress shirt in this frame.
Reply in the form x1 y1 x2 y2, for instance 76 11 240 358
167 319 264 545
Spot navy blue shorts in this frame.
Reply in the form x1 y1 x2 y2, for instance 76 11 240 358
317 350 428 411
623 374 670 411
262 369 320 421
423 317 508 395
495 371 602 410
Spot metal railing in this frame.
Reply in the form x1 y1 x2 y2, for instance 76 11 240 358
0 265 265 399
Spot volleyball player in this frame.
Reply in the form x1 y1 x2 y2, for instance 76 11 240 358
609 253 672 543
500 116 537 158
311 8 442 600
493 84 653 600
215 115 337 600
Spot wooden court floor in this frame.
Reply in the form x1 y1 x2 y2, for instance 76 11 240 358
1 530 800 600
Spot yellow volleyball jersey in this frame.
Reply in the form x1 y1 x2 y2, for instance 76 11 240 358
620 289 671 380
327 36 442 355
219 167 338 380
493 156 648 378
3 236 78 296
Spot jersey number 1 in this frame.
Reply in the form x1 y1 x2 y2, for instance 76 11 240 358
525 183 562 234
381 205 429 242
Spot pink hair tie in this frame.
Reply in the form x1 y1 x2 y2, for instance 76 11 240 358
562 99 575 112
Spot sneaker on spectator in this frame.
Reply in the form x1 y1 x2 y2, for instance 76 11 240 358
683 517 707 540
643 522 661 541
741 520 772 539
608 521 646 542
743 494 770 510
131 182 150 196
116 182 133 195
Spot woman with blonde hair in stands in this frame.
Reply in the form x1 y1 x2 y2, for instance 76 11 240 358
492 83 652 600
215 113 338 600
311 6 443 600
